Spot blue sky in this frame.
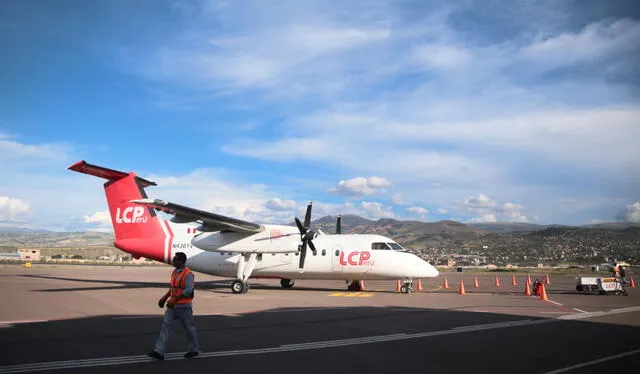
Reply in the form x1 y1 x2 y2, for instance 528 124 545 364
1 0 639 231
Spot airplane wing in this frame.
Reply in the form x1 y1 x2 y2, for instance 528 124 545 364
131 198 264 235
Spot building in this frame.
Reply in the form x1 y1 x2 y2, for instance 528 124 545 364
18 249 40 261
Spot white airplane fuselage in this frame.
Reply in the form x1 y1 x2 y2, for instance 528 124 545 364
167 222 439 280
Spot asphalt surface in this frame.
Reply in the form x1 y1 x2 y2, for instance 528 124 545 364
1 264 639 373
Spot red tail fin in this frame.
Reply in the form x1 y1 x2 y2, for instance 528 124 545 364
69 161 172 263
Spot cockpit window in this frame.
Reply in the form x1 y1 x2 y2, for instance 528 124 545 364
372 242 391 250
387 242 404 250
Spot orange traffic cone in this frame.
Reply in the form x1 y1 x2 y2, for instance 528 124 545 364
511 275 517 286
545 275 551 285
473 276 479 288
495 275 500 287
360 280 366 291
443 277 449 289
630 277 636 288
395 280 401 292
416 279 423 290
459 280 466 295
527 275 532 285
524 281 531 296
539 284 548 301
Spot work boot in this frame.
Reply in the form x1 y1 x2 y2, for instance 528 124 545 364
147 351 165 360
184 351 200 358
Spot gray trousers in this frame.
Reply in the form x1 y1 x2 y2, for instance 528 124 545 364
153 306 199 355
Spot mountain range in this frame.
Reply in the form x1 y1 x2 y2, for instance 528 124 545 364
2 216 638 249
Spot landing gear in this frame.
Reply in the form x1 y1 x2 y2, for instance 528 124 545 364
400 279 413 294
231 279 249 294
347 280 364 291
281 278 295 288
230 253 258 295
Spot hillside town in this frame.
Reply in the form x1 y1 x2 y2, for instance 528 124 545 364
1 217 638 270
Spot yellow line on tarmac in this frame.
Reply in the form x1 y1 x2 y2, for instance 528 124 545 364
328 292 373 297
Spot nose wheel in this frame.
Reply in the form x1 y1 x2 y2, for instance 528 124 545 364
231 279 249 294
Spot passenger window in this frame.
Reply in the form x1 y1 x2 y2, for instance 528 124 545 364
322 250 326 256
335 250 340 256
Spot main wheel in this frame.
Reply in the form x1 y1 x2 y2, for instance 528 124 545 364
400 285 410 294
280 278 295 288
231 279 248 294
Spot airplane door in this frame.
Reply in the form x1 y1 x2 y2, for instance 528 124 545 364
331 245 343 272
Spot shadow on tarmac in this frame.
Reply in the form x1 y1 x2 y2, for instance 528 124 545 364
1 305 639 374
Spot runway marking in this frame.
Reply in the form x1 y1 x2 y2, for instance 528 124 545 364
328 292 373 297
546 300 563 306
1 306 639 373
573 308 588 314
558 306 640 320
0 319 48 325
266 307 347 313
112 316 157 320
542 348 640 374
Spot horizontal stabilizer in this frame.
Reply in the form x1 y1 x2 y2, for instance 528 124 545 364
68 160 156 187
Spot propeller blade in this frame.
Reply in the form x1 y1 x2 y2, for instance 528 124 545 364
336 215 342 235
294 217 306 234
307 239 317 255
298 241 308 269
304 202 312 228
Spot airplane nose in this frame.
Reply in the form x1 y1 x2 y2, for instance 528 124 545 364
425 263 439 277
412 256 439 278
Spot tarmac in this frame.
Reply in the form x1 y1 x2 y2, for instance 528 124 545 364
1 264 639 373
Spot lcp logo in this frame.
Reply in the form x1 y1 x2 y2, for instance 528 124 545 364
115 207 148 224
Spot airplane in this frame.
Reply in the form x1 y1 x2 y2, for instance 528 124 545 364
69 160 439 294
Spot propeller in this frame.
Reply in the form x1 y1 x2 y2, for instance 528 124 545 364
336 215 342 235
294 202 317 272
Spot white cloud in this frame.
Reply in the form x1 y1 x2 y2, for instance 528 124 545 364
456 194 529 223
264 198 297 211
390 193 406 205
520 18 640 72
407 206 428 215
462 194 496 210
617 201 640 223
0 196 31 222
471 214 497 223
143 22 390 95
83 211 111 226
436 208 448 214
328 176 392 196
360 201 393 219
412 44 472 70
0 133 71 164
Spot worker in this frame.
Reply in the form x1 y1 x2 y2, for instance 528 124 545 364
532 278 543 296
613 263 620 277
148 252 200 360
619 266 627 285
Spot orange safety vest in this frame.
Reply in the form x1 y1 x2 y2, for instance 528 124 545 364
170 267 194 304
